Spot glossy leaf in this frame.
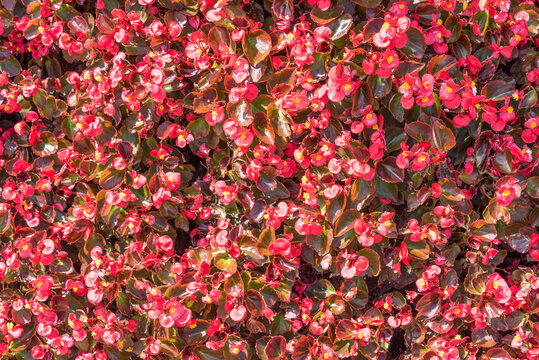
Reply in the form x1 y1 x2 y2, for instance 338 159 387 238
375 157 405 183
416 292 442 318
243 30 272 65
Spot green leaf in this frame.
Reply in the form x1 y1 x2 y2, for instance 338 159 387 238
335 320 358 340
334 209 360 237
432 121 456 152
351 178 375 202
470 220 497 241
257 166 277 192
486 348 513 360
187 117 211 138
310 5 344 25
32 131 58 156
375 157 405 183
327 192 346 223
492 148 513 174
405 121 433 143
193 88 217 114
367 75 392 98
402 27 426 59
194 347 225 360
352 0 382 8
253 112 275 146
445 14 462 43
264 336 286 360
99 168 125 190
242 29 272 65
291 336 313 360
481 80 515 101
327 14 353 40
245 290 266 317
257 226 275 256
416 292 441 317
357 248 380 276
214 252 237 273
272 0 293 20
0 56 21 76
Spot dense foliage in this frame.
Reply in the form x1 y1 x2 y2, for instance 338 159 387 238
0 0 538 359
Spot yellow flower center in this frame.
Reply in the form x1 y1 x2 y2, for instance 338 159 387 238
502 190 511 197
507 106 513 114
383 22 390 29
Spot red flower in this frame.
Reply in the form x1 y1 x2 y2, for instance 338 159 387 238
51 334 74 355
214 181 238 205
155 235 174 257
234 128 254 148
327 64 357 102
164 172 181 191
486 273 511 304
411 152 430 171
495 176 521 206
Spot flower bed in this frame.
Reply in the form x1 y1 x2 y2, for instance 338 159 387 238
0 0 538 359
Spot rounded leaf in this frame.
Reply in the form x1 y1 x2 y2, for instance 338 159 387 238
416 292 442 318
243 30 272 65
375 157 405 183
334 209 360 237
